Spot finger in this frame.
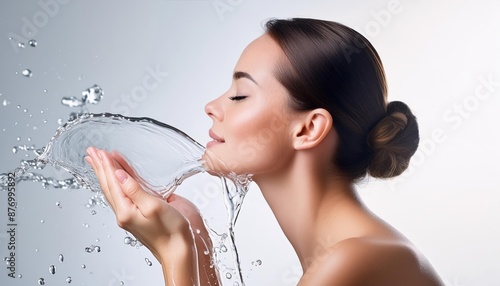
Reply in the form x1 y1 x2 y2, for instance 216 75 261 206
104 152 162 216
98 149 137 214
110 151 138 178
85 155 116 210
86 147 116 210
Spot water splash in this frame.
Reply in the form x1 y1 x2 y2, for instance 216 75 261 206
1 110 252 285
36 113 206 198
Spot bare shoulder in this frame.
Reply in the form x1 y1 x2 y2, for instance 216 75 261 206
298 236 444 286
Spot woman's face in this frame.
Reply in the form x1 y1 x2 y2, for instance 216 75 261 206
203 34 300 177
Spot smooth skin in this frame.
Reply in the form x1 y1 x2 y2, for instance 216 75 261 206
86 33 444 285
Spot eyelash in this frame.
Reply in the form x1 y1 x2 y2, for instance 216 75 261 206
228 95 247 101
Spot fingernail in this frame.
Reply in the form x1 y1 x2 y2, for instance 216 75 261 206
98 150 104 159
84 156 92 164
115 169 128 183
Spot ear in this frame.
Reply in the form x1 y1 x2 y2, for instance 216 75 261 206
292 108 333 150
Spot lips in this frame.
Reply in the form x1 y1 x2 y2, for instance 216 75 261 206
207 129 225 148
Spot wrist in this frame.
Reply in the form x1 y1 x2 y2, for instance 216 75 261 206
158 228 196 264
159 230 199 286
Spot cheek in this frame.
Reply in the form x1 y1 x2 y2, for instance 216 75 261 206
225 110 292 173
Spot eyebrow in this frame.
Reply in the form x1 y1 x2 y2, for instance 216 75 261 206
233 71 258 86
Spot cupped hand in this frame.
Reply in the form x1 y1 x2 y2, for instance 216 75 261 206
84 147 196 261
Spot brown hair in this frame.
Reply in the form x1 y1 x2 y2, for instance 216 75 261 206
265 18 419 180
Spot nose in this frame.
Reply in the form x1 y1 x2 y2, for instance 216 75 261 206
205 98 221 120
205 96 223 122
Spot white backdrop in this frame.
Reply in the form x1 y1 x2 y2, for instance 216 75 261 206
1 0 499 285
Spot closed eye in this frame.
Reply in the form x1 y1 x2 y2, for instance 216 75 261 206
228 95 247 101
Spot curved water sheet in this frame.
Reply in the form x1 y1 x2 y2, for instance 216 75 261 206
1 111 251 286
37 113 206 198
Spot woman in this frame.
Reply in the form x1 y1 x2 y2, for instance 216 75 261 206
85 18 444 285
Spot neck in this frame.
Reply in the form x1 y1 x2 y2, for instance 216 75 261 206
253 154 370 270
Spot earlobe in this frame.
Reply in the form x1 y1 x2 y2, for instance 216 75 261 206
293 109 333 150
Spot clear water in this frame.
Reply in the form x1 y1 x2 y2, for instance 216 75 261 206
1 110 252 285
36 113 207 199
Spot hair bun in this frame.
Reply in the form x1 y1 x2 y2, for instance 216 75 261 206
367 101 419 178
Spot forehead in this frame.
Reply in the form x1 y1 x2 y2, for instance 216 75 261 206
234 34 284 80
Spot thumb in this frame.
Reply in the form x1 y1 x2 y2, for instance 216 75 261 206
114 169 154 208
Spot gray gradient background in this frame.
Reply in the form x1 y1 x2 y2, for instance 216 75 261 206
1 0 499 285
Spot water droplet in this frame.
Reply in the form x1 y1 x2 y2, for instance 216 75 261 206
81 264 86 269
18 42 25 48
27 137 32 141
251 259 262 266
66 276 72 283
221 245 227 252
43 89 48 93
57 118 63 125
226 272 232 279
2 99 9 106
23 109 28 112
56 201 62 208
38 277 45 285
120 281 124 285
95 246 101 252
61 96 83 107
49 264 56 274
145 258 152 266
35 248 39 252
28 39 37 47
59 254 64 263
40 219 44 223
91 210 97 215
233 282 239 286
195 229 201 234
16 137 21 141
83 223 89 228
124 237 132 245
88 197 97 206
21 69 33 77
82 84 103 104
17 274 22 278
12 147 18 154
